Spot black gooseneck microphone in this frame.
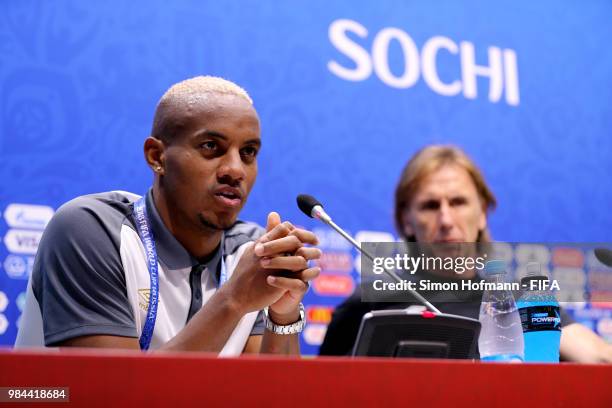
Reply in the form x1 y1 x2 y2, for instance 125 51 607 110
297 194 441 314
594 248 612 267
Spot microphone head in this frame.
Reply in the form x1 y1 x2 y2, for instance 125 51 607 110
297 194 323 218
594 248 612 267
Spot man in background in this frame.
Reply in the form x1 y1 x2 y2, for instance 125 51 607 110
320 144 611 363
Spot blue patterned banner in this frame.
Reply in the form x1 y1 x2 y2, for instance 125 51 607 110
1 1 611 354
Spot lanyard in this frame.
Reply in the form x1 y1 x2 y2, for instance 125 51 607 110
133 197 160 351
133 196 227 350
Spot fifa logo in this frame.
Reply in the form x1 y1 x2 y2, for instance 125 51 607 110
328 19 520 106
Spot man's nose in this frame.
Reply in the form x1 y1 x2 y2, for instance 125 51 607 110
438 201 454 230
217 149 245 184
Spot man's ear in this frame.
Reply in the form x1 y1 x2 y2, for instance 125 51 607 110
144 137 165 175
401 209 414 238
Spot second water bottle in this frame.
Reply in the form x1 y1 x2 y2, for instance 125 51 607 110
478 260 524 362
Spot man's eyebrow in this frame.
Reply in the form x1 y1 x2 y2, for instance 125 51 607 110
245 138 261 147
194 130 227 140
416 195 440 202
193 130 261 147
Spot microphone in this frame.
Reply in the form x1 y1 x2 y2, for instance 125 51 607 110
297 194 441 314
594 248 612 267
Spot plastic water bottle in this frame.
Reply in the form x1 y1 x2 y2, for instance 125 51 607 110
517 262 561 362
478 260 524 362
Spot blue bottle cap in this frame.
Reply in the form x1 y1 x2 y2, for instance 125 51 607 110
485 260 506 275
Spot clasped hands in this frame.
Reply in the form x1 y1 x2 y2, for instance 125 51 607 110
224 212 321 325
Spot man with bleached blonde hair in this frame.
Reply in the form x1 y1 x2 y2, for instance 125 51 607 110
17 76 321 355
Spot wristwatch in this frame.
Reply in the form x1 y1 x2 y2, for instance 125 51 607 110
263 303 306 335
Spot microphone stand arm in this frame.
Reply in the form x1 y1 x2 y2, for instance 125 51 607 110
321 216 441 314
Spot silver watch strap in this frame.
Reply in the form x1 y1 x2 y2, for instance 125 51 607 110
263 303 306 335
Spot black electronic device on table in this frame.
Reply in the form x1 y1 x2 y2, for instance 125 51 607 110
352 308 480 359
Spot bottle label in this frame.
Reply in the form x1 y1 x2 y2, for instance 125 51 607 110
481 354 523 363
519 306 561 332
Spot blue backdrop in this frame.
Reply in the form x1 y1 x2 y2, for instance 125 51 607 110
1 0 611 354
